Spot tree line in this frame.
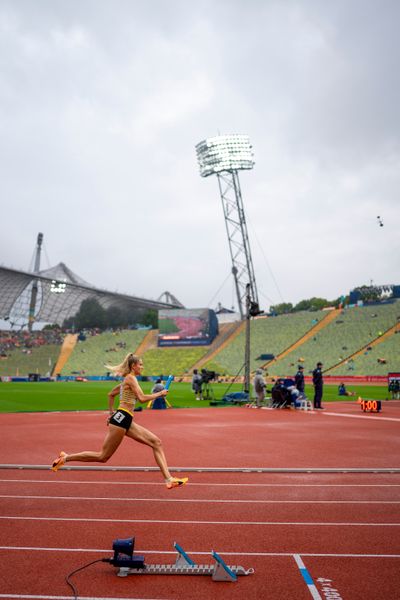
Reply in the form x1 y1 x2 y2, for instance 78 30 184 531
269 296 346 315
62 298 158 330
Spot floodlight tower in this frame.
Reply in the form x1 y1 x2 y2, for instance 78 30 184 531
28 232 43 331
195 134 259 320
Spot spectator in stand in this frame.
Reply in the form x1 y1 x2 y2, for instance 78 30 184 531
0 328 64 355
253 369 266 407
312 361 324 409
294 365 305 394
191 369 203 401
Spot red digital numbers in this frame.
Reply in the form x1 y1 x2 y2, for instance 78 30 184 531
360 400 381 413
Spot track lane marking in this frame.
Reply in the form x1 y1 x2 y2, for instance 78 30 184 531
0 595 164 600
0 494 399 504
1 546 400 558
293 554 322 599
319 412 400 422
1 516 399 526
2 465 399 473
1 479 399 487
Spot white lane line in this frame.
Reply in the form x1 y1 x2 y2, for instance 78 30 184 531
2 465 399 473
293 554 322 600
0 546 400 558
321 411 400 422
1 516 399 526
1 479 399 488
0 595 164 600
0 494 399 504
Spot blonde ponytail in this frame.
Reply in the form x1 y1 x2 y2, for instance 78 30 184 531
105 353 140 377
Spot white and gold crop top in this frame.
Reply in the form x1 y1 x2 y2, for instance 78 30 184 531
118 382 137 415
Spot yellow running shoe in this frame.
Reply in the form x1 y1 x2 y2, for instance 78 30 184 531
166 477 188 489
51 451 67 472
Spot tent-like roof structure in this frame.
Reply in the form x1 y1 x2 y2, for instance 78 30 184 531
0 262 182 328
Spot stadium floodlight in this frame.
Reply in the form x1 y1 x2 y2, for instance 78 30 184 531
195 134 259 321
195 134 254 178
50 279 67 294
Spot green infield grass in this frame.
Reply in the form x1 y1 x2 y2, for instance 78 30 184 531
0 380 391 413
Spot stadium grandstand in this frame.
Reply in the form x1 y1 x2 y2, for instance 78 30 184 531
0 329 64 378
266 300 400 378
1 300 399 379
0 234 398 382
58 329 149 377
201 310 328 375
327 330 400 376
59 301 398 378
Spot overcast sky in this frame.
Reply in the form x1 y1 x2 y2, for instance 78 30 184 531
1 0 399 315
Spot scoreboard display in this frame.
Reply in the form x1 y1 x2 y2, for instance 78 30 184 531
158 308 218 347
359 399 381 413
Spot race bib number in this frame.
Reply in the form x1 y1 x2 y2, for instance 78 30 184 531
113 411 125 423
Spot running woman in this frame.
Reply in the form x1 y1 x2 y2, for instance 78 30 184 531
51 353 188 489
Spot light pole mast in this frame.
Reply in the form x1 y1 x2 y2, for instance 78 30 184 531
28 232 43 331
196 135 262 396
195 134 259 319
244 284 251 394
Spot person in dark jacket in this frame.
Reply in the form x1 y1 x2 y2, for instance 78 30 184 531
312 361 324 409
294 365 305 393
191 369 203 400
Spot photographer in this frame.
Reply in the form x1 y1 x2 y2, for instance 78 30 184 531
192 369 203 401
200 369 219 400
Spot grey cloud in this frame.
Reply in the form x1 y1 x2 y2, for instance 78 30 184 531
0 0 399 314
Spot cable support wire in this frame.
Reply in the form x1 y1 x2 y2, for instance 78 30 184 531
207 271 233 309
43 243 52 270
246 213 285 305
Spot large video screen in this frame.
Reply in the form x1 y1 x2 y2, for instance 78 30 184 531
158 308 218 346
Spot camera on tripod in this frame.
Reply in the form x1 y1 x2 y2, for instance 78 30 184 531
201 369 219 383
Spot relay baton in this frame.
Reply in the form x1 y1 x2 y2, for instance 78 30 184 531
165 375 174 390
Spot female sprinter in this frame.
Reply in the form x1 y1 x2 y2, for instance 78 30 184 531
51 353 188 489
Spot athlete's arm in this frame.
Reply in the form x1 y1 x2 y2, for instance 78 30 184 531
126 374 168 404
108 384 121 415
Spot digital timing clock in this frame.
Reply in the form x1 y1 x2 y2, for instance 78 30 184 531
360 399 381 413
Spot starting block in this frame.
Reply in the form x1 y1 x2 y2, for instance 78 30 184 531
111 537 254 582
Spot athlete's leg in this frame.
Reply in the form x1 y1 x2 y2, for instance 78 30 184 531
52 425 125 470
126 421 171 479
126 422 188 488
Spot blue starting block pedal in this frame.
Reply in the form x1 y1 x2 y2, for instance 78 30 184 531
211 550 238 582
115 539 254 582
174 542 196 567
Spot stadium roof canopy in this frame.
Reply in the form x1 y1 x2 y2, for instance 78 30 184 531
0 262 183 328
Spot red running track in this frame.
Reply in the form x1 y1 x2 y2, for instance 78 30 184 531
0 402 399 599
